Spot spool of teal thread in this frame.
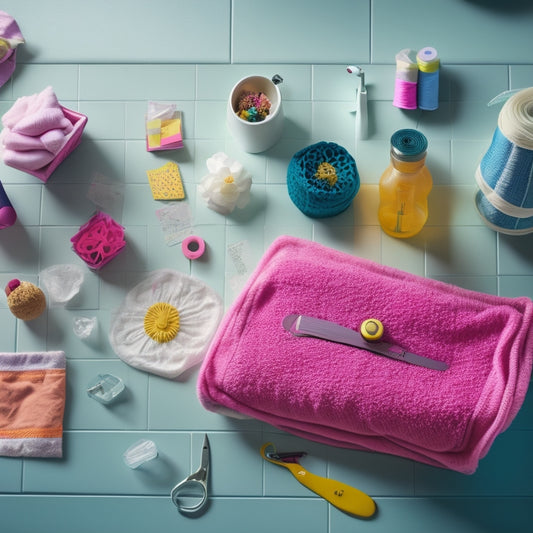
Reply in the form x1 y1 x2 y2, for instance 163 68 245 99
417 47 439 111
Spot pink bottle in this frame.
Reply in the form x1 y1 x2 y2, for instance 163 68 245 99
0 181 16 229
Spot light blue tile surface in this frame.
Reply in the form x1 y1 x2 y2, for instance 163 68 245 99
414 431 533 497
0 457 21 493
1 1 533 532
79 65 197 101
23 432 190 494
373 0 533 64
65 360 149 430
0 496 329 533
10 1 231 63
12 65 79 100
232 0 370 64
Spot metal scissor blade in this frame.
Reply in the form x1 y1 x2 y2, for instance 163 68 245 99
284 314 448 371
200 434 210 473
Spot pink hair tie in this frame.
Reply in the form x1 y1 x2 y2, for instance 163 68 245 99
182 235 205 260
71 212 126 269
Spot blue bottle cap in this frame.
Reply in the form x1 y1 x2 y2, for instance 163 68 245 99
391 129 428 162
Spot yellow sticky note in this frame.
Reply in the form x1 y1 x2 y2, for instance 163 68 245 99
161 118 181 138
147 133 161 148
146 162 185 200
146 118 162 133
146 118 162 148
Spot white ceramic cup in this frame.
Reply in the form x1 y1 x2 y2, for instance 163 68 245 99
227 75 284 153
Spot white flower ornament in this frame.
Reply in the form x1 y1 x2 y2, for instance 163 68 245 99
108 269 223 379
198 152 252 214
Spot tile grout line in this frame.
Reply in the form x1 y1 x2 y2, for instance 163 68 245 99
229 0 234 64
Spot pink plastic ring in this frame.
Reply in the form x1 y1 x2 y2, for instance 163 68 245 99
182 236 205 260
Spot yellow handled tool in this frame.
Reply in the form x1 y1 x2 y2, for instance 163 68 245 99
260 442 376 519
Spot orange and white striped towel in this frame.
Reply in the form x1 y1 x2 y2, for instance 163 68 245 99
0 351 66 457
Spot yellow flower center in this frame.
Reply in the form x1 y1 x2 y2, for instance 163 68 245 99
0 39 10 60
144 302 180 343
224 175 235 184
314 162 338 187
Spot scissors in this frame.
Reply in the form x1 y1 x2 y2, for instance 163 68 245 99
171 434 210 516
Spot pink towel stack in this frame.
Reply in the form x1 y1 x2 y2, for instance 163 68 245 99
1 86 75 172
198 236 533 474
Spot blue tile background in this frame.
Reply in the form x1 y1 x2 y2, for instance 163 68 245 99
0 1 532 532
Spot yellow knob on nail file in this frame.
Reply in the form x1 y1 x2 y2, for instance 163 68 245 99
260 443 376 519
360 318 384 341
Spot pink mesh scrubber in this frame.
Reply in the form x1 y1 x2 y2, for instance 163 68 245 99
71 212 126 270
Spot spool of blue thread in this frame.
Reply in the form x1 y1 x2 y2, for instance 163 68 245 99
417 47 439 111
475 190 533 235
474 87 533 234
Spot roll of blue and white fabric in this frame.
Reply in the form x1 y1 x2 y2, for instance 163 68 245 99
475 87 533 235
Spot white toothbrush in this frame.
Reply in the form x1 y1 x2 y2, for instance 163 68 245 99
347 65 368 141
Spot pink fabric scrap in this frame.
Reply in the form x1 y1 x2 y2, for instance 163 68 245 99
197 235 533 474
0 11 24 88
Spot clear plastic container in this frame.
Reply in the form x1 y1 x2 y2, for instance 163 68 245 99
378 129 432 238
123 439 158 469
86 374 125 404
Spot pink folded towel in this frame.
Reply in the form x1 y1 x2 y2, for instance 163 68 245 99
1 128 68 155
12 107 73 137
1 130 45 151
1 86 75 173
3 148 56 170
40 128 69 154
198 236 533 474
1 86 60 129
0 351 66 458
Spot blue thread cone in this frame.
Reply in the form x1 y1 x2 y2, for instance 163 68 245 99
477 127 533 210
475 189 533 235
475 87 533 234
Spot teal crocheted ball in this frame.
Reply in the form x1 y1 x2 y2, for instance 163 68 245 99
287 141 360 218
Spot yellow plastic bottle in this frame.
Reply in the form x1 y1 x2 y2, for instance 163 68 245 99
378 129 432 238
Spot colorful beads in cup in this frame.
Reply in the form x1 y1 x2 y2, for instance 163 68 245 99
236 91 272 122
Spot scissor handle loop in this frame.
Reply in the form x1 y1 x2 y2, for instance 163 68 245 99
171 478 208 515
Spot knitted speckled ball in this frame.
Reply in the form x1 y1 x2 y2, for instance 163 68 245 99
5 279 47 321
286 141 360 218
